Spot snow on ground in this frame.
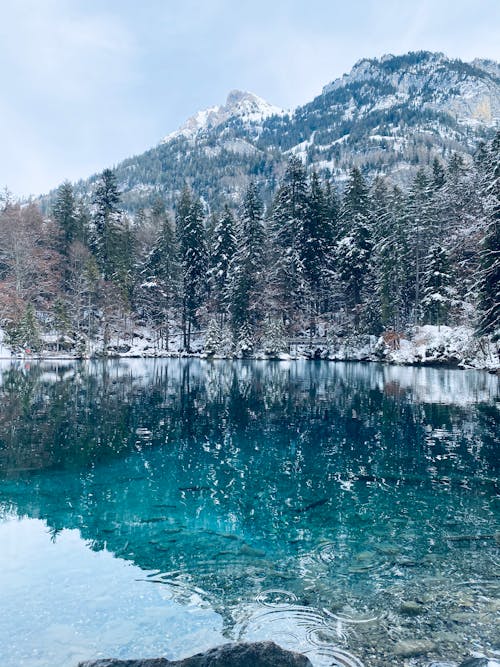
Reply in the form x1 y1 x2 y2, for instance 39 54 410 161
0 325 498 371
377 325 499 370
0 329 12 360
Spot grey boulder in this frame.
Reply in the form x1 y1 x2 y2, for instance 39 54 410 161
78 641 313 667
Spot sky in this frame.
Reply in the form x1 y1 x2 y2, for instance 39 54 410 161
1 0 499 197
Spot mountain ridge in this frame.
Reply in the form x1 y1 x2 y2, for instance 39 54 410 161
47 50 499 213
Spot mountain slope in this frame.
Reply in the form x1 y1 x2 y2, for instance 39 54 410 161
65 51 499 213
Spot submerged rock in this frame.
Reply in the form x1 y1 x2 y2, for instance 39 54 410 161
457 659 489 667
393 639 436 657
400 600 425 616
78 641 313 667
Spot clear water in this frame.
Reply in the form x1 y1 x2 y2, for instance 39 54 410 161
0 359 498 667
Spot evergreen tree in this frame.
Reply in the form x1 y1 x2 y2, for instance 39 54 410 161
142 199 180 349
208 205 236 320
6 303 42 352
52 181 82 252
53 297 71 345
74 199 91 247
432 157 446 190
336 168 373 322
477 131 500 337
373 185 408 330
324 180 340 230
176 187 207 350
269 156 309 328
406 168 435 325
302 171 336 336
262 315 288 356
91 169 128 283
228 182 265 338
114 215 136 301
422 244 454 326
204 316 232 356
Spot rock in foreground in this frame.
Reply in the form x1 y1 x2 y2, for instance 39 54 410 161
78 641 313 667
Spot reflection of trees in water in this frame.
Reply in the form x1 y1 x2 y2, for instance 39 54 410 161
0 360 497 479
0 359 498 619
0 359 498 658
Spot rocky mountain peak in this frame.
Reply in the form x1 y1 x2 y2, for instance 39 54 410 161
163 90 283 143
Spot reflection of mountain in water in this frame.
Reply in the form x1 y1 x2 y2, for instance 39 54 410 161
0 360 498 664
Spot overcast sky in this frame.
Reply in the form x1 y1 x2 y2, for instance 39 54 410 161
2 0 499 197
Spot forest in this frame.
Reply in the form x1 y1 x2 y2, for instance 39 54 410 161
0 131 498 358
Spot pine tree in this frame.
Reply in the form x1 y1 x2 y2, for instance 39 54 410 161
432 157 446 190
262 315 288 356
228 182 265 338
373 185 408 330
176 187 207 350
438 153 472 240
324 180 340 230
113 215 136 302
336 168 373 324
74 199 91 247
234 321 254 358
142 199 179 350
422 244 454 326
208 205 236 320
269 156 309 329
301 172 336 337
52 181 82 252
91 169 130 286
204 316 232 356
477 131 500 337
53 297 71 347
6 303 42 352
406 168 436 325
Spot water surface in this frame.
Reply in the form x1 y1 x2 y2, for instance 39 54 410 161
0 360 498 666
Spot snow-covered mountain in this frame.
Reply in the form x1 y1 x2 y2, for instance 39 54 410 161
323 52 499 126
163 90 284 142
63 51 499 212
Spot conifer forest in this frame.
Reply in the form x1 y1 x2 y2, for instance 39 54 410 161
0 132 498 360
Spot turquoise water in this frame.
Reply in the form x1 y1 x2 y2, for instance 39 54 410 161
0 359 498 666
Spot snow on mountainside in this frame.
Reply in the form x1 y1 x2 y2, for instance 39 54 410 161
163 90 285 142
45 51 499 213
280 51 500 179
322 52 500 127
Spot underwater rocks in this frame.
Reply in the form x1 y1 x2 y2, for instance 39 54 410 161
394 639 437 657
399 600 425 616
78 641 313 667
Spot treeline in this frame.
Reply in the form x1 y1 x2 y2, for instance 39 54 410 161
0 131 498 355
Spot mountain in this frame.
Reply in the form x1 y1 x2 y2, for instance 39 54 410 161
64 51 499 213
162 89 284 143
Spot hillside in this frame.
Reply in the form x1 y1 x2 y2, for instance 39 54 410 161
53 50 500 213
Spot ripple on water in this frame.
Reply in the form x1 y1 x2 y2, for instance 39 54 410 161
237 596 365 667
308 541 391 578
255 589 299 606
313 541 339 565
305 647 365 667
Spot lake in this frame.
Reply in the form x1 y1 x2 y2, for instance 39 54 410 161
0 359 498 667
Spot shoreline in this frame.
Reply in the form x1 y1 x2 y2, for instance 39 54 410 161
0 351 498 372
1 325 498 371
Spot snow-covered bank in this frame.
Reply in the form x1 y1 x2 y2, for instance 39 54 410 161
0 325 498 371
372 325 499 370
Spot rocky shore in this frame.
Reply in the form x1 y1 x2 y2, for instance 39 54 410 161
78 642 312 667
77 642 499 667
